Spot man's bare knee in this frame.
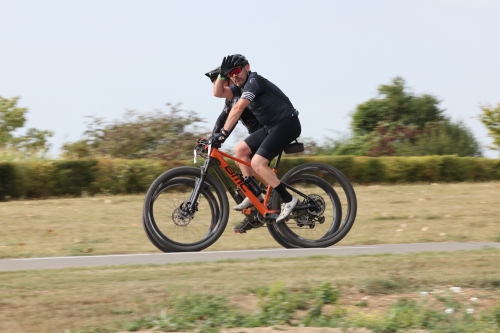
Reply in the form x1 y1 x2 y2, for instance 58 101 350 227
251 158 266 174
234 142 251 158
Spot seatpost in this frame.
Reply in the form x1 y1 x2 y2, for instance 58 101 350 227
272 152 283 170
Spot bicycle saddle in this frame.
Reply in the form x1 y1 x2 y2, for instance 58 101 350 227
284 140 304 154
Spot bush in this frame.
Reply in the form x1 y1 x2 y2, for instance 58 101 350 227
1 156 500 200
0 162 21 200
0 159 173 199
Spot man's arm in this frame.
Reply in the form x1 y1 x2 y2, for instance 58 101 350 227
222 98 250 133
213 77 234 99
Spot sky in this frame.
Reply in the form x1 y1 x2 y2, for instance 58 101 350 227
1 0 499 157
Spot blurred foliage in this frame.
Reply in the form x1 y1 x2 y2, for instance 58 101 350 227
479 103 500 152
352 77 445 136
125 283 500 333
314 77 482 157
62 103 208 160
2 155 500 200
394 120 482 157
0 146 51 162
0 96 53 152
0 158 176 201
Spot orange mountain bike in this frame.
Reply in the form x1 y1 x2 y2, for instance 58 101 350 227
142 137 357 252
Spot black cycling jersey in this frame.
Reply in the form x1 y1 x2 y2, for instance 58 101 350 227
238 71 297 127
212 85 262 136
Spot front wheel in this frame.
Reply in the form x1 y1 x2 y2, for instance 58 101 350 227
271 163 357 248
143 167 229 252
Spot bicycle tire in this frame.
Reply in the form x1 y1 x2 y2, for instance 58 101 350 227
143 167 229 252
143 222 171 252
271 163 357 248
265 174 338 249
266 222 300 249
144 177 221 252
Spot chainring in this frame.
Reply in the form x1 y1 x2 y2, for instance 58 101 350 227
257 211 275 224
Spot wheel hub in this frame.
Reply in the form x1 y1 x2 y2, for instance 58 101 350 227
172 208 192 226
171 201 195 226
306 194 326 216
293 194 326 228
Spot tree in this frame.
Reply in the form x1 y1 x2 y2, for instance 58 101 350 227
0 96 27 146
393 120 482 157
479 103 500 151
315 77 481 157
62 104 208 160
351 77 445 136
0 96 53 152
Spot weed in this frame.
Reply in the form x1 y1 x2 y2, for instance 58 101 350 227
127 294 245 332
372 298 426 332
71 283 500 333
355 300 369 307
359 276 412 295
492 303 500 327
314 282 339 305
253 281 308 325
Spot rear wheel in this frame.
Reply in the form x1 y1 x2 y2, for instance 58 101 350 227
271 163 357 248
143 167 229 252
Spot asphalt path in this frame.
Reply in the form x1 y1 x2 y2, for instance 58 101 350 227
1 242 499 272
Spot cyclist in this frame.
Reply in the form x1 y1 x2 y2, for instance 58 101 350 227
205 67 262 142
212 54 301 224
205 66 265 233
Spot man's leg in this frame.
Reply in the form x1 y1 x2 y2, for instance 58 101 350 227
233 140 264 212
251 117 302 222
251 154 298 223
232 131 268 214
234 140 253 177
250 155 279 187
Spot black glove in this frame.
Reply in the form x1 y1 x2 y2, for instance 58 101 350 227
212 132 226 148
220 55 235 78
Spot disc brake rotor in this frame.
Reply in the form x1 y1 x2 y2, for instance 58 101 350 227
172 208 192 226
171 201 195 226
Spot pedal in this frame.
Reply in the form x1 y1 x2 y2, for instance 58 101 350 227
234 229 246 234
242 208 253 215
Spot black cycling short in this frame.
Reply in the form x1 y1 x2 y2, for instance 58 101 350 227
244 115 301 161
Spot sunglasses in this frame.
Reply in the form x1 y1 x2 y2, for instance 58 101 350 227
228 67 243 77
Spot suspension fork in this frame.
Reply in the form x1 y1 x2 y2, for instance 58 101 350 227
186 157 211 211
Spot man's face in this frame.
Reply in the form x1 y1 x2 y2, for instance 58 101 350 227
229 64 250 87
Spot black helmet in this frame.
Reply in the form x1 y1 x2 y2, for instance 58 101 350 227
231 54 249 68
205 66 220 83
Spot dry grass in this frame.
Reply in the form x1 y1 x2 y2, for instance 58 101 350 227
1 182 500 258
343 182 500 245
1 249 499 333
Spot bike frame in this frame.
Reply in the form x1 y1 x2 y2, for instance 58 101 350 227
207 145 280 218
